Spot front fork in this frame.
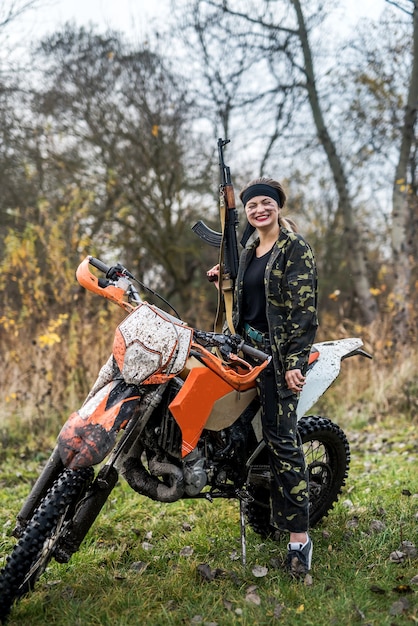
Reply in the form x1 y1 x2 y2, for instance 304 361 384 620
13 445 64 537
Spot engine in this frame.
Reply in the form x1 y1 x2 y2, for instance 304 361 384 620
119 379 255 502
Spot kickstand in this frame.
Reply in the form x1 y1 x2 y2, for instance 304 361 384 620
239 498 247 566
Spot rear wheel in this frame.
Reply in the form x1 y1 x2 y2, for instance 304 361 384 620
0 467 93 622
245 416 350 537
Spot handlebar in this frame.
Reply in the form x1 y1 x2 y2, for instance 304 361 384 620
239 342 270 362
193 329 270 364
89 256 110 274
82 258 270 365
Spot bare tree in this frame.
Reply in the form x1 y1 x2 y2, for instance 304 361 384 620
0 25 218 326
0 0 39 28
174 0 379 323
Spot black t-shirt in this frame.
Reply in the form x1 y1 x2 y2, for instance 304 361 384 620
242 248 272 333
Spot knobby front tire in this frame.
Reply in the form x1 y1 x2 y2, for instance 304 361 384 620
0 467 93 623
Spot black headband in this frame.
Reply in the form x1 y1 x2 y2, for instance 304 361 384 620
241 183 282 208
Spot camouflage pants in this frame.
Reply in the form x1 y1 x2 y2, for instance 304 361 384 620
258 361 309 533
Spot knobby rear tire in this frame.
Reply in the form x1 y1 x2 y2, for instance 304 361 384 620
0 467 93 623
245 415 350 538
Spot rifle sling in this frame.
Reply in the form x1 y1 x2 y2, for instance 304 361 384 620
214 191 236 335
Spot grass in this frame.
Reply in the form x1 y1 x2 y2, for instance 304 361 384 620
0 354 417 625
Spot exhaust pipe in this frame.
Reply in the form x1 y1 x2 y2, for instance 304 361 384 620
121 454 185 503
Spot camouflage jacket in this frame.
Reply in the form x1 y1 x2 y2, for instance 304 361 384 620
235 227 319 398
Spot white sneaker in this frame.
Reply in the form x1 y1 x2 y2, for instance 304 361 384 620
287 535 313 577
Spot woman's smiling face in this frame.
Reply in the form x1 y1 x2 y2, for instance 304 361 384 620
245 195 280 229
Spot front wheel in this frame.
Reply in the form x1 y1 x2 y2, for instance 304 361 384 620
245 415 350 538
0 467 93 623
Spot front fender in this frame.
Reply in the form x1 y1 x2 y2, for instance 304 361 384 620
58 380 141 469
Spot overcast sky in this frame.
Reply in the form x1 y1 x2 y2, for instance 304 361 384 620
12 0 387 45
36 0 386 31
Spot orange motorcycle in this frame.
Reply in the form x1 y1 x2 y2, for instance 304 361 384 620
0 256 370 622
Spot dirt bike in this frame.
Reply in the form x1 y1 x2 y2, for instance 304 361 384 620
0 256 371 622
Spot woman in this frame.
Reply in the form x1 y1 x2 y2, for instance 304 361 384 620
207 177 318 577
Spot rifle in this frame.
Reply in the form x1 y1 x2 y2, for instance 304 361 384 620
192 138 240 332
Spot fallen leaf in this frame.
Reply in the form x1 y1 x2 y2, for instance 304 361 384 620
401 541 417 558
410 575 418 585
245 589 261 605
304 574 313 586
165 599 178 612
369 519 386 533
197 563 215 582
346 517 359 529
389 597 409 616
180 545 194 557
131 561 148 574
392 584 413 594
389 550 405 563
197 563 225 582
252 565 268 578
370 585 386 594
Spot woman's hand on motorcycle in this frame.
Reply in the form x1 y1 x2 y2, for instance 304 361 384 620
285 369 306 393
207 264 220 290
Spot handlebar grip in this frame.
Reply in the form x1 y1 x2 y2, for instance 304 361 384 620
240 342 270 362
89 256 110 274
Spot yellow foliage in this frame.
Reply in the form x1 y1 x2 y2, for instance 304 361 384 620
38 332 61 348
0 316 16 330
37 314 68 347
48 314 69 332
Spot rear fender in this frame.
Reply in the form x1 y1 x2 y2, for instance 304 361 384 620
58 380 141 469
297 338 365 419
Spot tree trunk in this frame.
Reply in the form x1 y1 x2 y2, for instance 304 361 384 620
391 0 418 346
291 0 378 324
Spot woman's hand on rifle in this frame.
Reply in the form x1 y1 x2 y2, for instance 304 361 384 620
207 264 220 290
